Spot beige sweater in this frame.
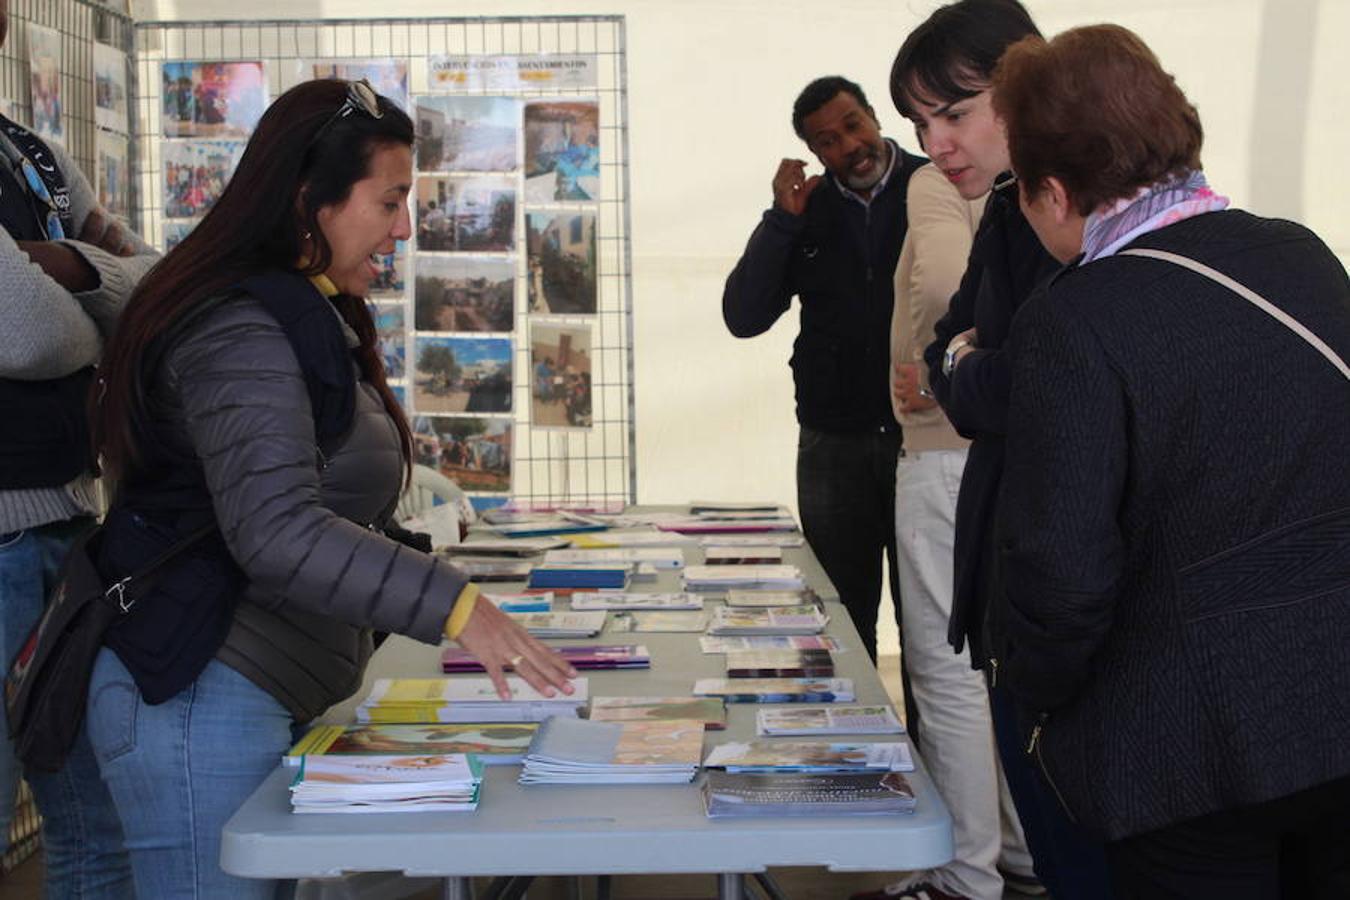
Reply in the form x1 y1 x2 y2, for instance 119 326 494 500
889 164 987 452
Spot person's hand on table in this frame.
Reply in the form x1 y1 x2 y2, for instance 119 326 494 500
454 598 577 700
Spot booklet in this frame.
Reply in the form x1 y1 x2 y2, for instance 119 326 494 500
527 563 632 590
438 537 570 557
756 706 905 737
702 545 784 566
609 610 711 633
543 547 685 570
657 517 799 535
725 649 834 678
699 635 843 653
682 565 805 591
587 696 727 730
693 677 854 703
703 740 913 773
519 717 704 784
569 592 703 611
450 559 535 582
483 591 553 613
286 722 538 766
441 644 650 673
505 610 608 637
696 533 805 548
723 589 815 608
357 676 588 724
289 754 482 814
702 770 916 818
707 605 828 636
566 529 696 549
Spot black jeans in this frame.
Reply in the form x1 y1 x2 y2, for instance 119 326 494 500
1106 774 1350 899
795 425 902 663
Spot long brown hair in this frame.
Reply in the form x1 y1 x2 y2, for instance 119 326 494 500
93 79 415 484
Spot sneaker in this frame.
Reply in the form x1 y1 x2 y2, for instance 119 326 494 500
997 868 1048 896
848 882 970 900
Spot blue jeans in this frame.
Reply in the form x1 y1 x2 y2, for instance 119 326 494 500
0 520 134 898
86 649 297 898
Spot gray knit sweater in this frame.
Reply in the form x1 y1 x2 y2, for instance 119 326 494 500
0 130 159 533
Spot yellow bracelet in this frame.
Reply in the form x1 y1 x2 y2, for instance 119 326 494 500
443 583 481 641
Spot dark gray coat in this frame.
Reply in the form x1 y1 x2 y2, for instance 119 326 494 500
996 210 1350 840
158 294 467 722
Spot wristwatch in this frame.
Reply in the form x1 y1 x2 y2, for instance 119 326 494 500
942 338 973 377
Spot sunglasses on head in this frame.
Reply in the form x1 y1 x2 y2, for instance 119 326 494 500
16 157 64 240
309 78 383 149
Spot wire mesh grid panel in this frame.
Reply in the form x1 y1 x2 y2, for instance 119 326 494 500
0 0 137 223
133 16 637 510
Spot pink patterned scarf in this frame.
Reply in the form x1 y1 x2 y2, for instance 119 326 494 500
1080 170 1229 263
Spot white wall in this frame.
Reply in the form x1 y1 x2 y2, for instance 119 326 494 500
135 0 1350 654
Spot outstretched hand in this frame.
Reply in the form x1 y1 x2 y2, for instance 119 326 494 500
772 158 822 217
453 596 577 700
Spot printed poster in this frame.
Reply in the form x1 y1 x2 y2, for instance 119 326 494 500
414 255 515 333
161 61 266 138
524 101 600 202
525 210 596 314
414 96 519 172
428 54 597 92
413 336 512 414
93 42 130 133
529 320 593 430
412 416 512 493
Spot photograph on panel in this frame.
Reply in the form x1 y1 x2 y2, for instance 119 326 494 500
311 58 409 111
415 256 515 333
526 211 597 315
413 336 513 414
27 23 63 143
529 320 593 430
416 175 516 253
161 61 266 139
162 222 193 253
93 42 130 134
96 131 130 223
370 302 406 379
370 239 408 298
412 416 512 494
523 100 600 203
390 384 407 411
162 140 245 218
414 96 519 172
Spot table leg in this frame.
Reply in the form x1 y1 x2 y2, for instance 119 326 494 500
717 873 747 900
442 875 473 900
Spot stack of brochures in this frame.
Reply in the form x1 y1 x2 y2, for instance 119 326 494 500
518 717 704 784
724 589 815 608
702 545 784 565
356 677 588 723
696 533 805 549
566 529 696 549
570 592 703 611
439 536 570 557
451 559 535 583
289 754 483 814
725 649 834 678
527 563 632 591
693 677 855 703
610 610 711 633
587 696 727 730
480 511 609 539
441 645 650 673
703 739 914 773
484 591 553 613
681 565 806 591
702 770 917 818
699 634 842 653
707 605 828 636
756 706 905 736
286 722 539 766
543 547 686 570
506 610 608 637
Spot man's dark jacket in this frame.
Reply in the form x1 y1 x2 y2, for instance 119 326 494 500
723 140 927 433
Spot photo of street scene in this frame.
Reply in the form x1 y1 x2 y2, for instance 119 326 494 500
524 100 600 202
370 240 407 297
162 140 246 219
415 256 515 333
412 416 511 493
530 321 592 429
161 61 266 138
93 42 129 133
415 96 519 171
416 176 516 252
526 211 597 315
413 336 512 414
370 302 406 379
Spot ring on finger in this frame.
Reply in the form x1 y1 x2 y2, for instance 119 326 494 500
507 654 524 669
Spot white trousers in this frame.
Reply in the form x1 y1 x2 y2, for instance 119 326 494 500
895 449 1033 900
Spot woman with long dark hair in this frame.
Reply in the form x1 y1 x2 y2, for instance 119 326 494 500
85 78 575 896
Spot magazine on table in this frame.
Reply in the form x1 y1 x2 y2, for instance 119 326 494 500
289 754 483 813
696 533 805 548
438 536 570 557
527 563 632 590
703 739 913 773
682 565 805 591
543 547 686 570
725 649 834 678
569 591 703 611
609 610 711 633
356 676 588 723
699 635 842 653
441 644 649 673
756 706 905 736
566 529 696 549
286 722 538 766
656 516 799 535
518 717 704 784
723 589 815 608
483 591 553 613
702 545 784 565
707 605 828 636
693 677 854 703
450 559 535 582
586 696 727 730
702 770 916 817
505 610 608 637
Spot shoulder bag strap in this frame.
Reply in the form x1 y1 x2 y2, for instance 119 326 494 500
104 522 218 614
1120 247 1350 381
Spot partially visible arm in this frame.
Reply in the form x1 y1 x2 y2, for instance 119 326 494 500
996 294 1128 712
722 207 805 338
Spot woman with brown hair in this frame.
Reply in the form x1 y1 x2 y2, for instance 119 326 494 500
82 78 575 896
992 25 1350 898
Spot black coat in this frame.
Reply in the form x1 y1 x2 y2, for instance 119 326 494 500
923 179 1060 664
997 210 1350 839
724 141 927 433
